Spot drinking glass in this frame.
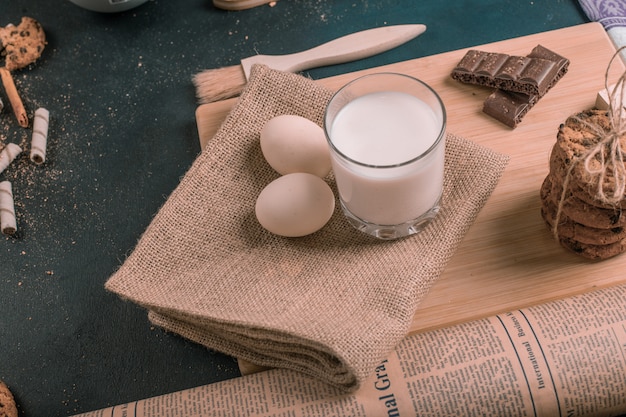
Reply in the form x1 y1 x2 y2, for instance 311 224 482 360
324 73 447 240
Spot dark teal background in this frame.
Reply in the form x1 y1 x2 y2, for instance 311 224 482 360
0 1 589 415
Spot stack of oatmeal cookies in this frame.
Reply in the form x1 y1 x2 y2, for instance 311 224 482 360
540 109 626 260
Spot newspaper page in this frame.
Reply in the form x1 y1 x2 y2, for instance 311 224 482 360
73 283 626 417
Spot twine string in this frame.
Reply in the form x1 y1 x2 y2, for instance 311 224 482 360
552 47 626 239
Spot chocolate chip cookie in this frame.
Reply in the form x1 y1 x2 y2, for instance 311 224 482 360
0 381 17 417
0 16 46 71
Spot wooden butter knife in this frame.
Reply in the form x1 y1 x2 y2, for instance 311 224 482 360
193 24 427 103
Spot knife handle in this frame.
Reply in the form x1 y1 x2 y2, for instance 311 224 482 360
241 24 426 77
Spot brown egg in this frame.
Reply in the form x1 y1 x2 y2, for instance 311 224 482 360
260 115 331 178
255 173 335 237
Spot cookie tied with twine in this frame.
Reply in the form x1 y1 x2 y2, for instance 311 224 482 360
540 47 626 260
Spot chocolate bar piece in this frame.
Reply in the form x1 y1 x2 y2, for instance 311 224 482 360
451 45 569 97
482 91 537 128
482 45 569 128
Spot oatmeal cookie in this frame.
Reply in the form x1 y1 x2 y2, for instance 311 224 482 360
557 235 626 260
0 381 17 417
0 16 46 71
553 109 626 202
541 183 626 245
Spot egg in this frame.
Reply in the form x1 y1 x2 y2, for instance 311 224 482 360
260 114 331 178
255 173 335 237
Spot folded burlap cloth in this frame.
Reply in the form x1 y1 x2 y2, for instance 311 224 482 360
105 65 509 392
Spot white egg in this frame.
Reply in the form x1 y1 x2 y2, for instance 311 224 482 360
255 173 335 237
260 114 331 178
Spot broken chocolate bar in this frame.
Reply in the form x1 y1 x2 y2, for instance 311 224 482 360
482 90 537 128
451 45 569 97
482 45 569 128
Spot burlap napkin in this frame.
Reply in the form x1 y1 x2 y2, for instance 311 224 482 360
105 65 509 392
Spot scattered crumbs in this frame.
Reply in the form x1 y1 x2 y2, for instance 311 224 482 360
0 65 107 246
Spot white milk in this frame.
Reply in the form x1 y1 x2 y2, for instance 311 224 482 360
329 91 445 226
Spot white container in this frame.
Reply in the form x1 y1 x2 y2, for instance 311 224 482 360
324 73 446 240
68 0 149 13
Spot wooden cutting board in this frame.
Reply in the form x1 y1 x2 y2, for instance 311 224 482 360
195 23 626 335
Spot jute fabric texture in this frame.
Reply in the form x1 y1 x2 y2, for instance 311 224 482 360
105 65 510 392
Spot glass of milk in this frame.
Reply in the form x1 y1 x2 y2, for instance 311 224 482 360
324 73 446 240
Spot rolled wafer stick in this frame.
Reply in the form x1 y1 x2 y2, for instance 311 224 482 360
0 181 17 235
0 68 28 127
0 143 22 175
30 108 49 164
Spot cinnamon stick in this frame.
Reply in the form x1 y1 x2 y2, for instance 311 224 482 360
0 67 28 128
